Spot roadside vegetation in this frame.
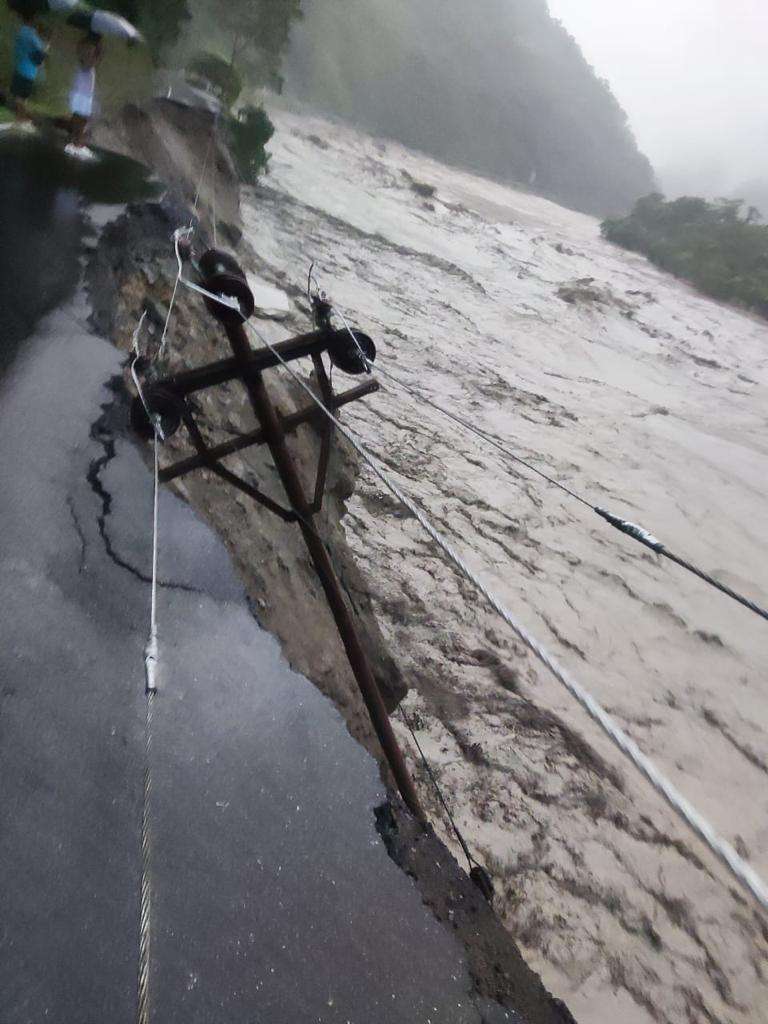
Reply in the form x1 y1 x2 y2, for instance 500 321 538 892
184 51 274 182
602 194 768 320
180 0 302 182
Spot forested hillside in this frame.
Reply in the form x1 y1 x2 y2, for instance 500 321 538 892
96 0 655 216
603 194 768 318
283 0 656 216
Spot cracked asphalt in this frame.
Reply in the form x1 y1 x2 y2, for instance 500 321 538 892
0 146 508 1024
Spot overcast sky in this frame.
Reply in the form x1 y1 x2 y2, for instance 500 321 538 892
547 0 768 197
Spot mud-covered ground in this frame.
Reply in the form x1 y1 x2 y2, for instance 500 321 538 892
230 104 768 1023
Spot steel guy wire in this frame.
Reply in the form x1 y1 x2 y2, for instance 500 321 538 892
191 124 217 222
137 677 155 1024
238 310 768 916
397 705 477 873
176 238 768 911
329 299 768 621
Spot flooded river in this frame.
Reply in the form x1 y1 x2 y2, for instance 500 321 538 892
243 104 768 1024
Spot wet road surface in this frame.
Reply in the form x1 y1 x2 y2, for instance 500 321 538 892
0 144 512 1022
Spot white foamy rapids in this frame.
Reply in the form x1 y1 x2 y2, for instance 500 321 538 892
243 105 768 1024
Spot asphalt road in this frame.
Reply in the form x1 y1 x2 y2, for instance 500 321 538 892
0 143 514 1023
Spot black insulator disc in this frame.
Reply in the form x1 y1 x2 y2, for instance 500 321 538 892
203 272 255 326
129 388 183 441
327 328 376 375
198 248 247 282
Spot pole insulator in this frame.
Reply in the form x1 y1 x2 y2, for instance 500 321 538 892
198 248 256 327
327 328 376 375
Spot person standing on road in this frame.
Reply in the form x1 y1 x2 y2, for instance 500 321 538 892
67 30 102 149
10 11 48 121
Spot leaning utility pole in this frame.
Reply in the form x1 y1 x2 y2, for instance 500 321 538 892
133 244 425 823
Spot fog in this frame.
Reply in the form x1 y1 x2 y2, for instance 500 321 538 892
548 0 768 206
281 0 655 216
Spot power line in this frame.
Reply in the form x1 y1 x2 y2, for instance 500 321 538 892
396 705 496 903
396 705 476 871
172 239 768 911
130 118 231 1022
238 311 768 916
329 303 768 623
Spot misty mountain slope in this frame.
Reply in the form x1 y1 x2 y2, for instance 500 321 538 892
242 107 768 1024
283 0 655 216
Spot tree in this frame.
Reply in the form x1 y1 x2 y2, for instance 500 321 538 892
602 194 768 319
217 0 303 93
187 51 243 108
227 104 275 183
283 0 656 216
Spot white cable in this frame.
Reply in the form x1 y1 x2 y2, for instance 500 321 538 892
162 227 241 356
132 113 224 1006
240 313 768 916
131 314 162 1024
187 249 768 912
334 304 374 373
144 435 160 694
131 313 163 691
159 228 195 357
131 309 148 354
180 275 241 312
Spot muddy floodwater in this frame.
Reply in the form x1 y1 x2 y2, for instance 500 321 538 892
242 104 768 1024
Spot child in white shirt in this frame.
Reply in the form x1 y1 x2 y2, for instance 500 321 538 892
68 31 102 148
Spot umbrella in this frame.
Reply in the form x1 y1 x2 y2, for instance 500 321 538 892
7 0 142 41
68 8 142 41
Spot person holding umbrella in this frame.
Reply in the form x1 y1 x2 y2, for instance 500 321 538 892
4 0 141 137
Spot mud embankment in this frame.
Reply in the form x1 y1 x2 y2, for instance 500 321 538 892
94 97 240 238
86 100 575 1023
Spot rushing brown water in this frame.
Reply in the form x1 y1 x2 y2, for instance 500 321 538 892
243 104 768 1024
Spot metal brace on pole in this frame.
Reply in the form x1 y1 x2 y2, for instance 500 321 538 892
132 246 426 823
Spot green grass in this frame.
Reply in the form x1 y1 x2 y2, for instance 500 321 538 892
1 7 152 120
